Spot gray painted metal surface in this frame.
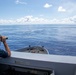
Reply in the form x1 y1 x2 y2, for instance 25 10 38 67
0 51 76 75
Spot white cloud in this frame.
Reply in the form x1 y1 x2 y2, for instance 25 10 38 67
69 16 76 23
0 19 15 25
0 15 76 25
44 3 52 8
62 2 76 14
50 16 76 24
15 0 27 5
16 0 19 4
58 6 66 12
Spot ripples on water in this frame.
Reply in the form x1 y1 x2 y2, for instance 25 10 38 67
0 24 76 56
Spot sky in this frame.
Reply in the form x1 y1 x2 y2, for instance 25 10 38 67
0 0 76 24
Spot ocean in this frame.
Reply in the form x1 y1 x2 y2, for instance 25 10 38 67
0 24 76 56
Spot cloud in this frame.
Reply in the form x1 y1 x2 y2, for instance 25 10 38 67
0 15 76 25
44 3 52 8
58 6 66 12
15 0 27 5
0 19 15 24
62 2 76 14
69 16 76 23
16 16 48 24
50 16 76 24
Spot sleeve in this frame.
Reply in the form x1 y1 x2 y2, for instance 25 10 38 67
0 49 8 58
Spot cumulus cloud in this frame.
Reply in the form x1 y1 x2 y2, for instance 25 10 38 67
0 15 76 25
15 0 27 5
69 16 76 23
62 2 76 14
44 3 52 8
58 6 66 12
58 16 76 24
0 19 16 25
16 16 48 24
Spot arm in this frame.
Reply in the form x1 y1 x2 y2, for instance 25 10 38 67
0 36 11 56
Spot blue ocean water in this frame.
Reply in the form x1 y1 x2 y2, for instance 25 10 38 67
0 24 76 56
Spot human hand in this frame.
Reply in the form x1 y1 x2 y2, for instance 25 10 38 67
0 36 7 43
